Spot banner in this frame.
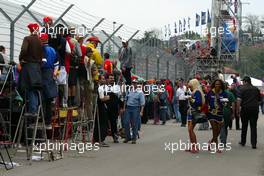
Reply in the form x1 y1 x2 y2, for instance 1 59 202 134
207 10 211 23
183 18 186 31
174 22 177 33
188 17 191 29
179 20 182 32
201 11 206 25
195 14 200 27
168 24 171 36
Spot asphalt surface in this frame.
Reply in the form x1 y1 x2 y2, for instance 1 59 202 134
1 114 264 176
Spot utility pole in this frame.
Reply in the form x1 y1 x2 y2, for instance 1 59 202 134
113 21 116 58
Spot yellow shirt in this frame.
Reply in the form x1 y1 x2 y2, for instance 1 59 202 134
86 43 103 67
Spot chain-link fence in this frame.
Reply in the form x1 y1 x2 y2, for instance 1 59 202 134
0 0 188 80
131 39 187 81
0 0 144 63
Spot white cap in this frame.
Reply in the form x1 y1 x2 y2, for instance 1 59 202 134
122 39 127 43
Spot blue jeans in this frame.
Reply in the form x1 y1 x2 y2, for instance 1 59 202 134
124 106 140 140
173 102 181 122
138 115 141 131
160 108 168 123
27 90 39 113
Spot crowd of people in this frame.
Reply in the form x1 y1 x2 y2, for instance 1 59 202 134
0 16 263 152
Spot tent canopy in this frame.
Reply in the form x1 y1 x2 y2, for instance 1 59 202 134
226 77 263 87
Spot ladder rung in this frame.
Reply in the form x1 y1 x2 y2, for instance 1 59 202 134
0 121 11 123
0 96 11 99
26 126 46 129
26 138 47 141
0 108 11 112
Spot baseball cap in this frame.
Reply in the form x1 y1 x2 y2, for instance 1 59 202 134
242 76 251 83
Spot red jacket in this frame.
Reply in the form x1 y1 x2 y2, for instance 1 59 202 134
165 84 173 103
80 45 87 64
65 36 74 73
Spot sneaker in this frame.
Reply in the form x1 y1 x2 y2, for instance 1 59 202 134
62 103 68 108
99 142 110 147
181 124 186 127
131 140 136 144
123 139 131 143
45 125 52 130
239 142 245 147
252 145 257 149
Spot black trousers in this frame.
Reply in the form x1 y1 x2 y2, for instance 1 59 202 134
122 67 131 85
235 113 240 129
179 100 188 125
240 108 259 147
93 103 108 143
43 98 53 125
107 108 118 140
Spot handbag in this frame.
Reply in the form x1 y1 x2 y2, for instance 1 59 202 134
191 110 207 124
56 66 67 85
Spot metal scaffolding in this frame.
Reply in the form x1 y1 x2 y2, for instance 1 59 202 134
191 0 242 78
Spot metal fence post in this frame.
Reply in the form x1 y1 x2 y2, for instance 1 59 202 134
21 5 42 24
146 57 149 80
127 30 139 43
82 18 105 38
157 58 160 80
166 60 169 79
53 4 74 26
0 8 12 60
8 0 36 61
101 24 123 55
101 30 121 50
175 62 177 79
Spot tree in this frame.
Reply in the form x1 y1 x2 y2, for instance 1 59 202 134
138 29 164 47
244 14 261 44
182 31 201 40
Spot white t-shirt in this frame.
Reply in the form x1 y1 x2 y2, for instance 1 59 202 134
176 86 188 100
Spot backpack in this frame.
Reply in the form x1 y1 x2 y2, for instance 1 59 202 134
159 92 168 106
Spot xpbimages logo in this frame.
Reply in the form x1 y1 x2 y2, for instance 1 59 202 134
100 83 166 96
33 141 100 154
164 140 232 154
38 25 94 38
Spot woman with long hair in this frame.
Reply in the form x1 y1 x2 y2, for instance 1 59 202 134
186 79 205 153
206 79 228 153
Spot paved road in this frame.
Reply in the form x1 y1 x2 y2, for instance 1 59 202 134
1 115 264 176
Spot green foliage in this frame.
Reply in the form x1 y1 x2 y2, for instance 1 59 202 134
182 31 201 40
235 45 264 79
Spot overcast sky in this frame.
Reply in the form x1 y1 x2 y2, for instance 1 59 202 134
73 0 263 31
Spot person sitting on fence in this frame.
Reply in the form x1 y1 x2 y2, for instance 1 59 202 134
118 39 132 85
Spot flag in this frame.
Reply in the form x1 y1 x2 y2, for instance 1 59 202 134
164 25 167 37
183 18 186 31
207 9 211 23
168 24 171 36
179 20 182 32
201 11 206 25
174 22 177 33
234 0 238 13
195 14 200 27
188 17 191 29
